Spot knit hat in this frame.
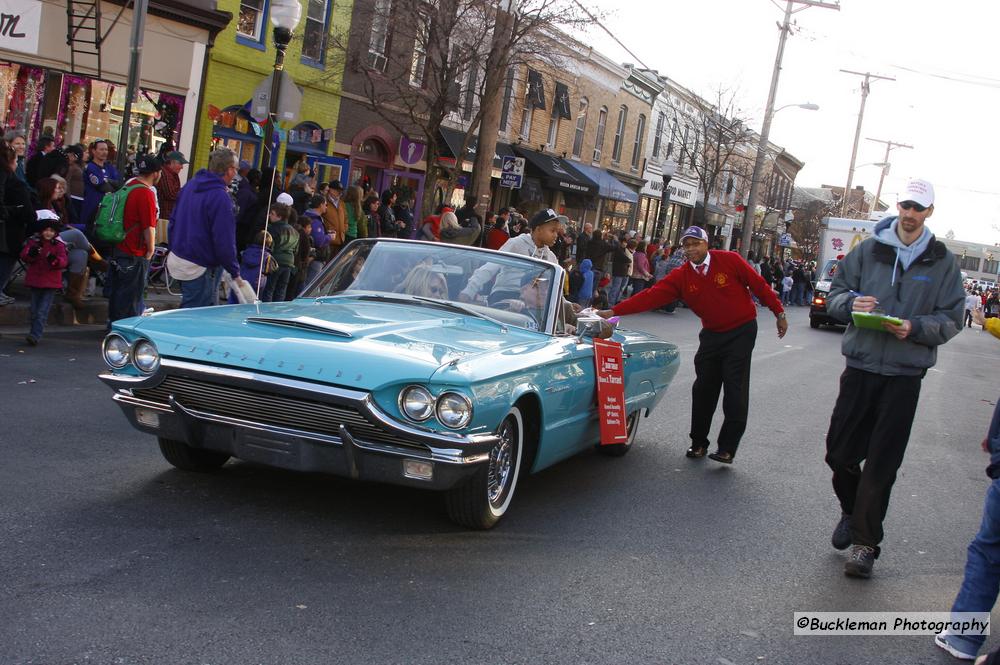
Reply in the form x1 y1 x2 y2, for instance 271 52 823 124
275 192 294 206
35 209 61 232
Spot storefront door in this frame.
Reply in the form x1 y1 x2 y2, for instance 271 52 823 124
378 169 425 220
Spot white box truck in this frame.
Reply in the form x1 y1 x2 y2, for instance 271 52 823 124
809 217 876 328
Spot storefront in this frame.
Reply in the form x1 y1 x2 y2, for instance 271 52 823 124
209 105 261 166
512 146 597 220
438 125 515 211
570 162 639 233
340 126 428 218
0 0 226 161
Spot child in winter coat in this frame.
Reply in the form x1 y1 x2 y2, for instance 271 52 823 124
781 274 794 305
261 203 299 302
228 230 276 304
19 216 69 345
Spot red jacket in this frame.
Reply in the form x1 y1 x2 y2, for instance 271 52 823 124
612 250 783 332
486 227 510 250
20 235 69 289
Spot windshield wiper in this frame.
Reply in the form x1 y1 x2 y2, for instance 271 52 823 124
357 294 509 332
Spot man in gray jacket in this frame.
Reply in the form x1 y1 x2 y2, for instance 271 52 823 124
824 178 964 579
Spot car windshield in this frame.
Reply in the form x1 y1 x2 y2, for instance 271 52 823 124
303 239 560 333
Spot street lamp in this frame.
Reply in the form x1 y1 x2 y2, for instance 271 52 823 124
739 102 818 257
655 159 678 242
262 0 303 172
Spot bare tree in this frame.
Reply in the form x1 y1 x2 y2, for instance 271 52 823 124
791 197 838 261
322 0 595 218
687 88 755 228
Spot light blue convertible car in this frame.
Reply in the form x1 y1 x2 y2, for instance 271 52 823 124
100 239 680 528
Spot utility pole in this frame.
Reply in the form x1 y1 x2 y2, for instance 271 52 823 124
117 0 149 174
839 70 894 217
470 0 518 228
865 137 913 214
739 0 839 258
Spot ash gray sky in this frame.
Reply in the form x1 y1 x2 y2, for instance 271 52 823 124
583 0 1000 244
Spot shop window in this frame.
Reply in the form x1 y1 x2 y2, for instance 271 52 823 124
56 76 184 156
237 0 269 48
301 0 331 65
368 0 393 72
611 105 627 163
593 106 607 163
0 64 46 147
211 105 262 167
631 114 645 170
572 97 587 158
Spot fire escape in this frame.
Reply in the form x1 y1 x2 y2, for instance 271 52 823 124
66 1 137 79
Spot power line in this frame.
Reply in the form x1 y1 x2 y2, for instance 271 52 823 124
571 0 650 70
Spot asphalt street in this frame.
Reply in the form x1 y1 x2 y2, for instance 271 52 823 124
1 305 997 665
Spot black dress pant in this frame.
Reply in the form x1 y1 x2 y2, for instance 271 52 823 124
825 367 922 551
690 319 757 455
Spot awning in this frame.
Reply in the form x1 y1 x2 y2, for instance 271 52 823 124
568 162 638 204
513 146 597 196
438 126 515 171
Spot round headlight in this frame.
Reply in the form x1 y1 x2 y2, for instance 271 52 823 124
435 392 473 429
131 339 160 374
399 385 434 421
103 334 131 368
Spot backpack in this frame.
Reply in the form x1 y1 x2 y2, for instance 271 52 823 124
93 183 146 244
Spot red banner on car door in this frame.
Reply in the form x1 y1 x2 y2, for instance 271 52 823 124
594 338 628 445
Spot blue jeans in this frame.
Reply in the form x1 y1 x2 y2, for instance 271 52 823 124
609 275 629 304
261 266 292 302
792 282 806 306
179 266 223 309
945 478 1000 656
107 255 149 326
28 288 56 340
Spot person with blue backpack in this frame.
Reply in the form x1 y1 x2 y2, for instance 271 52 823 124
104 155 160 327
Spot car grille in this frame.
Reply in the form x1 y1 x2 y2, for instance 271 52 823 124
132 374 405 447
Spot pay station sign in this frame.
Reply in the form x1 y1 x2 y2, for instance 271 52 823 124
594 338 628 445
500 155 525 189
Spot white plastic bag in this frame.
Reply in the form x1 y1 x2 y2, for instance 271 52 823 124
222 272 257 304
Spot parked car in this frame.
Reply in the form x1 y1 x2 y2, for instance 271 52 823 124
100 239 680 528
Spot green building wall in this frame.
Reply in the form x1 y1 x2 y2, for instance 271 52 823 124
191 0 352 173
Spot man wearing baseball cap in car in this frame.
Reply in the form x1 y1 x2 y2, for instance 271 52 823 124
597 224 787 465
822 178 964 579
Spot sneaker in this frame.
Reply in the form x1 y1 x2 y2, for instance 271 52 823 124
935 631 977 661
831 513 851 550
844 544 877 578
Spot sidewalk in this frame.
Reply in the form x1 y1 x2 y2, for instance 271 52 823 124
0 278 181 334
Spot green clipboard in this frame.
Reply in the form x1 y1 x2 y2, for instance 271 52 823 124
852 311 903 331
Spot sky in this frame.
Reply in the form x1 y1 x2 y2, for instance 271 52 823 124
581 0 1000 245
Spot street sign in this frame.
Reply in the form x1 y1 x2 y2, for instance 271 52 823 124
250 71 303 124
500 155 525 189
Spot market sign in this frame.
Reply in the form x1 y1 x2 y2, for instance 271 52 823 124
0 0 41 55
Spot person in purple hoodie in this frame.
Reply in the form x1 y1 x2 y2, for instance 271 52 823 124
228 230 274 304
166 148 246 308
303 193 334 284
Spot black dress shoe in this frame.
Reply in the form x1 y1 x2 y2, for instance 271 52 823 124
708 451 734 464
686 446 707 458
831 513 851 550
844 544 877 578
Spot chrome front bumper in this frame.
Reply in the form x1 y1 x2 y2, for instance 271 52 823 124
100 359 498 490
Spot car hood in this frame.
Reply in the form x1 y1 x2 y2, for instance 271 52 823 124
120 299 546 390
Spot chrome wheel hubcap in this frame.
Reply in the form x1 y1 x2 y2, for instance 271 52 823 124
487 420 514 506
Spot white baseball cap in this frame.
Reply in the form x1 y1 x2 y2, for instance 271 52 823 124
899 178 934 208
275 192 294 206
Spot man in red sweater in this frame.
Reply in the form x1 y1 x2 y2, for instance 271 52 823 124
598 226 787 464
